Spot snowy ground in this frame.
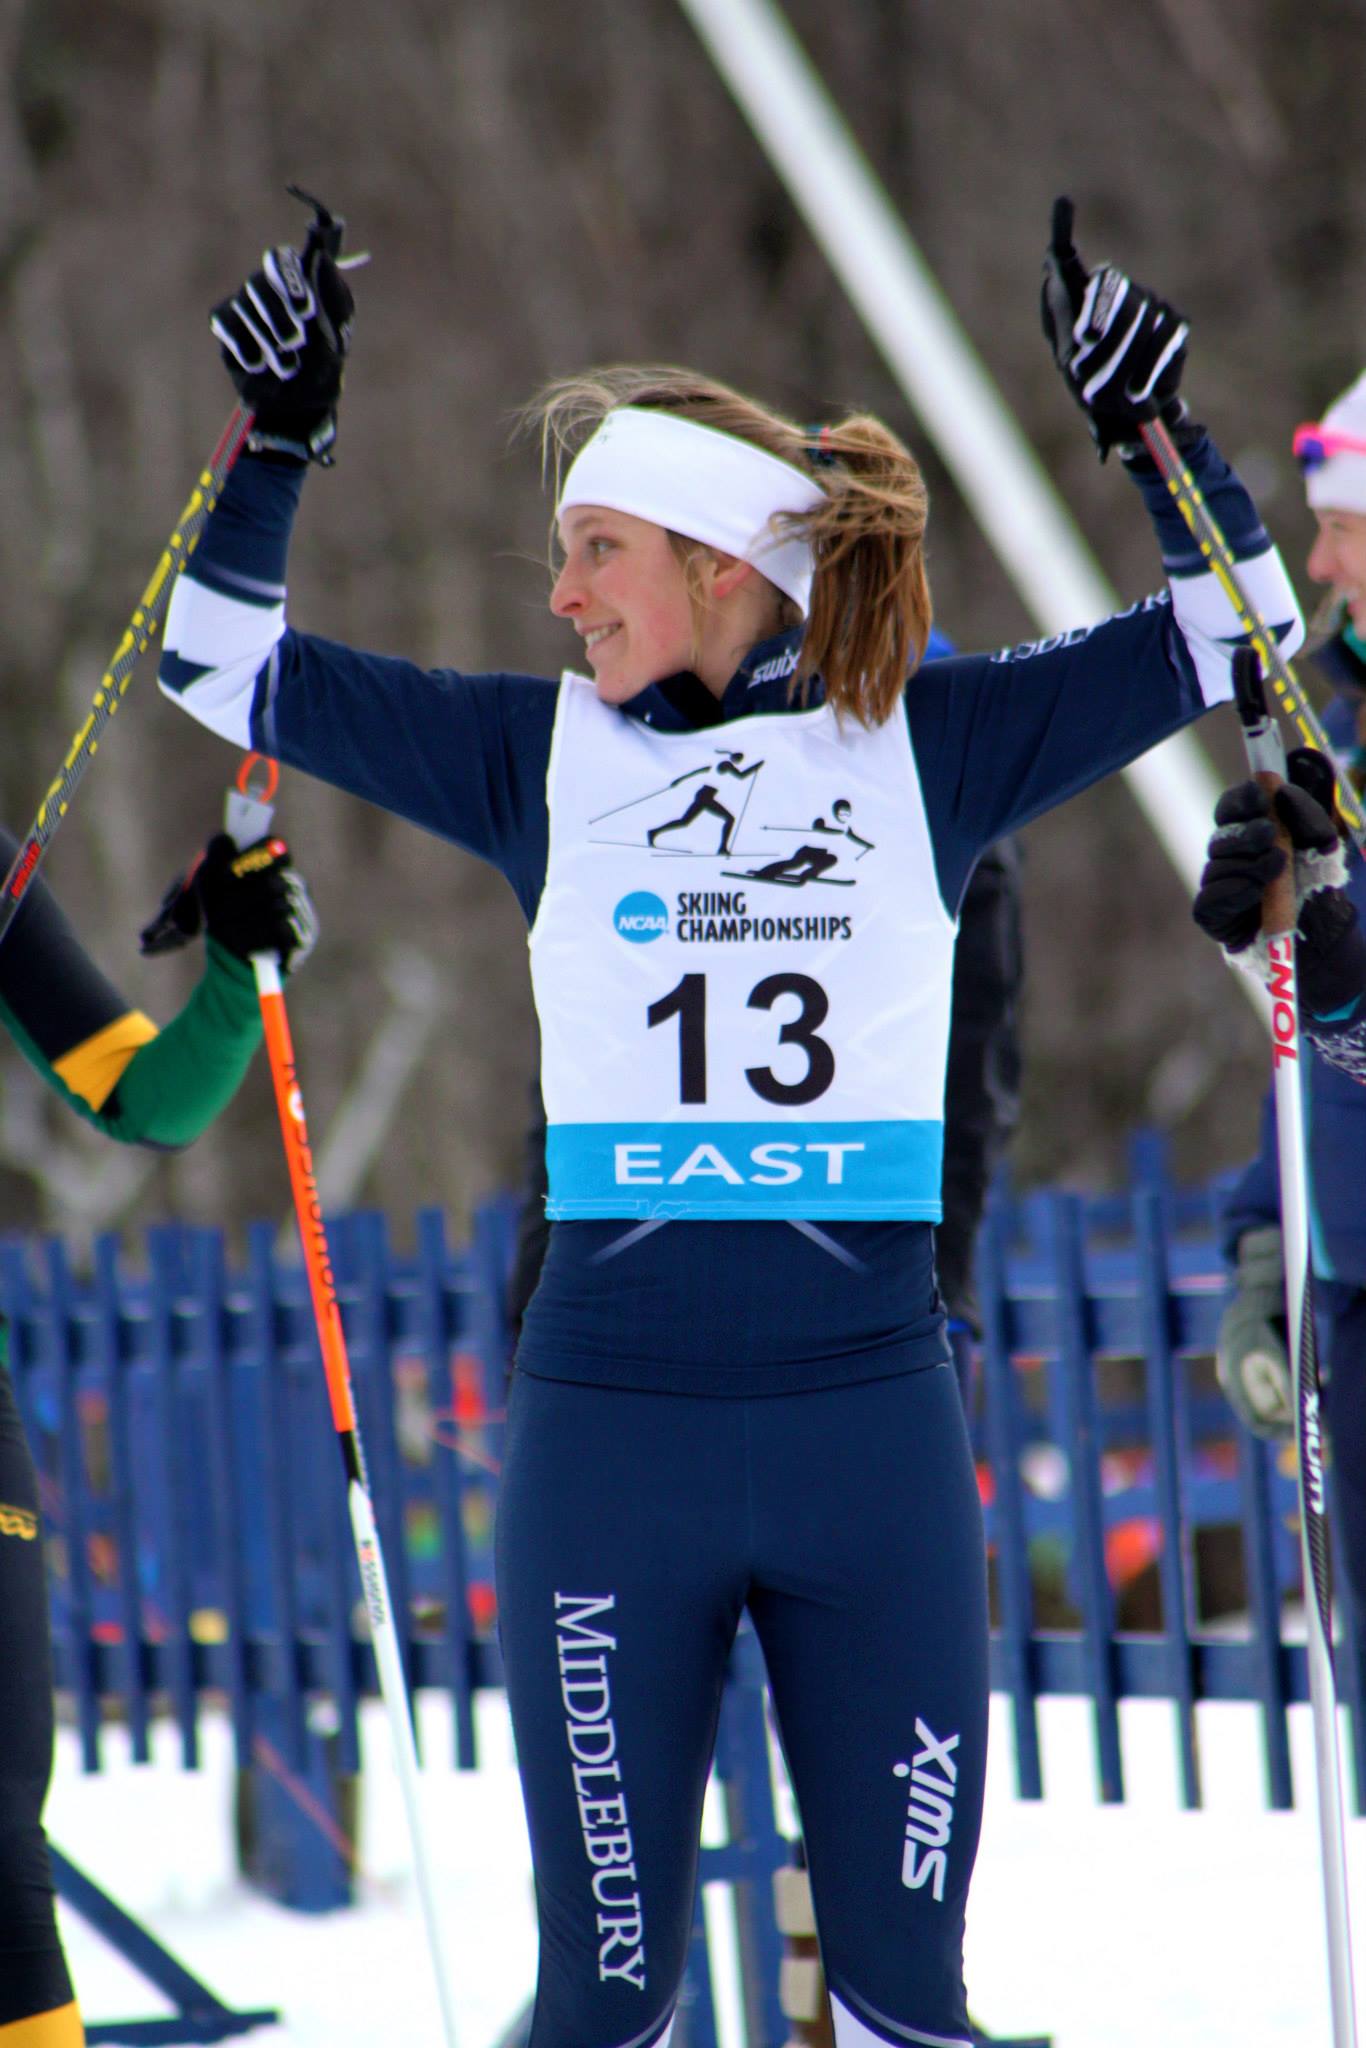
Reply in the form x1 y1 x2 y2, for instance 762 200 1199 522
49 1687 1366 2048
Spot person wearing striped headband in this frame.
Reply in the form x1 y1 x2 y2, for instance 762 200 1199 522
162 205 1304 2048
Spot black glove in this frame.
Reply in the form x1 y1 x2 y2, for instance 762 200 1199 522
1193 751 1340 951
1041 197 1191 459
1297 886 1366 1017
210 195 353 465
140 834 319 975
1192 749 1366 1014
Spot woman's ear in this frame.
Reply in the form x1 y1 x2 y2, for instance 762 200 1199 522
707 551 756 600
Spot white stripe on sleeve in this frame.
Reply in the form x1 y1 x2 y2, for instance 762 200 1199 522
159 574 286 749
1166 541 1304 705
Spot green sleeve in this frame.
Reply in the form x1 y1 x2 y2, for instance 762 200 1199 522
0 939 265 1149
98 939 265 1146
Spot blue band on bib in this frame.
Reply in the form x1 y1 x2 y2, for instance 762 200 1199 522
545 1119 944 1221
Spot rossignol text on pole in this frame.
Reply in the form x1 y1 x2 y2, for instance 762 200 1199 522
0 404 254 948
1232 647 1358 2048
1143 416 1366 854
231 753 461 2048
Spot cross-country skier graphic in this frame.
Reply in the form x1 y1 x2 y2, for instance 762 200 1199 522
645 750 763 853
724 796 874 887
589 749 764 855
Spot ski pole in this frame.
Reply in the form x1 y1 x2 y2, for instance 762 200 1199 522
230 755 460 2048
1139 414 1366 855
1233 647 1358 2048
0 402 254 947
0 183 349 950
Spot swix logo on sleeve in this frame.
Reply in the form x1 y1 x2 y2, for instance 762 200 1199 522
894 1718 960 1902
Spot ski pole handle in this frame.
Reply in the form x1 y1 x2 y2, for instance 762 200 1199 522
225 752 280 849
289 183 347 269
1257 790 1296 940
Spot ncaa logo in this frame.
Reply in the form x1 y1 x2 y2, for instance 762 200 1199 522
614 891 668 943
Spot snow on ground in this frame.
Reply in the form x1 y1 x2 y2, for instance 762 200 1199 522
48 1688 1366 2047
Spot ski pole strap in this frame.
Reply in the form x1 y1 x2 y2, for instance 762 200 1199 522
0 404 255 948
1139 415 1366 855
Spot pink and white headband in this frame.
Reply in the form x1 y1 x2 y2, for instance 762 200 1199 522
1297 369 1366 516
556 407 826 615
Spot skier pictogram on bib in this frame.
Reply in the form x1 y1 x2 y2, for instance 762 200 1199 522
590 750 765 857
589 753 875 887
723 799 873 889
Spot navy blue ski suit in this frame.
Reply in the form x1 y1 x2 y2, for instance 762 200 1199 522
157 431 1299 2048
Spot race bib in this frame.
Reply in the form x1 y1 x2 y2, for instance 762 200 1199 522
529 677 956 1219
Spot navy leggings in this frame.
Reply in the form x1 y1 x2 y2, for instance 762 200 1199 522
0 1366 75 2031
495 1364 989 2048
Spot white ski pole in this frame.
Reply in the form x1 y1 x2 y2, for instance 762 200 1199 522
1234 647 1358 2048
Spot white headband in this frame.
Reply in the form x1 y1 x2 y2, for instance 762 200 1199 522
556 407 826 615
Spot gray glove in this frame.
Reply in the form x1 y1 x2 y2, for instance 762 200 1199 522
1215 1224 1292 1440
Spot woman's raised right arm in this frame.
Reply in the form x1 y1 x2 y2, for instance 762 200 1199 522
159 451 558 920
160 220 558 918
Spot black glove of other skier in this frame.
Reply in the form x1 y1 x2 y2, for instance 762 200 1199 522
140 834 319 975
1041 197 1191 459
211 196 354 465
1192 749 1366 1016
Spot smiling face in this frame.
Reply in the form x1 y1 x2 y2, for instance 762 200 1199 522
1307 508 1366 634
550 506 697 705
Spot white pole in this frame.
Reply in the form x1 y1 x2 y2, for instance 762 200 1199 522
1236 671 1358 2046
675 0 1264 1013
1275 1002 1360 2048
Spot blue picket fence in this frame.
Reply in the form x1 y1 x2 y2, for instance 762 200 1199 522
15 1164 1359 2045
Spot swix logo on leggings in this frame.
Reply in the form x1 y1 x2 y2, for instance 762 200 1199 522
555 1592 647 1990
894 1718 960 1901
